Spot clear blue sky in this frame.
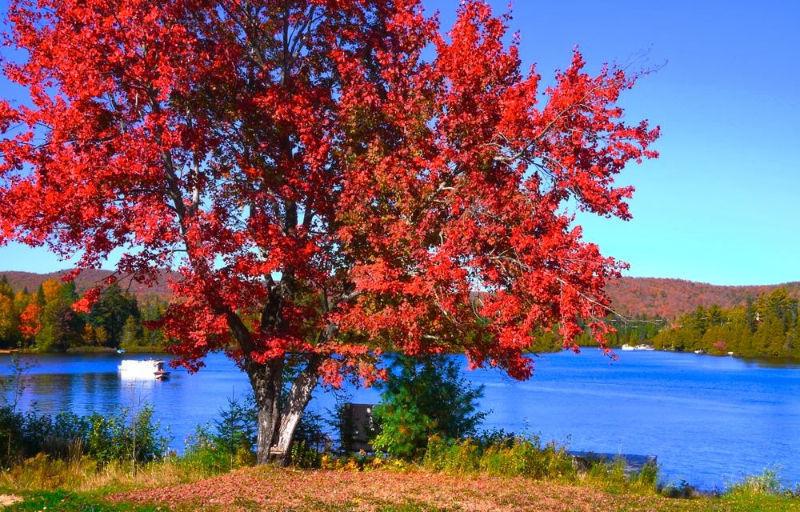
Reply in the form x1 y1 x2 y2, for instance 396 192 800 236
0 0 798 285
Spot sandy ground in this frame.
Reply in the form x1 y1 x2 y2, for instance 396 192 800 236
0 494 22 506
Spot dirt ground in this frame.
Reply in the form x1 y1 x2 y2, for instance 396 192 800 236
0 494 22 507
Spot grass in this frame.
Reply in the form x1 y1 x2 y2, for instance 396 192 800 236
0 453 224 494
2 490 160 511
714 471 800 512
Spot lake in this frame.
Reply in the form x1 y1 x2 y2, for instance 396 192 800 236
2 349 798 490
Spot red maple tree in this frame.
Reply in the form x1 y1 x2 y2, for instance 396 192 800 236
0 0 658 462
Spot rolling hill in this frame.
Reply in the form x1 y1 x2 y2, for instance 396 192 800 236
0 269 174 298
605 277 800 319
2 269 798 319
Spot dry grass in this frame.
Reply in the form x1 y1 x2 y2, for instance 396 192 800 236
0 454 213 493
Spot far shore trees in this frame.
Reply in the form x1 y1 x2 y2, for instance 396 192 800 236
0 276 168 351
0 0 658 463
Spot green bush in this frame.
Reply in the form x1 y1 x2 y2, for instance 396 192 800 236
182 426 251 475
85 406 167 466
0 404 167 468
371 355 485 460
183 396 257 474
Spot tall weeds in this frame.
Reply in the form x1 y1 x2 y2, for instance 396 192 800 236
422 432 659 495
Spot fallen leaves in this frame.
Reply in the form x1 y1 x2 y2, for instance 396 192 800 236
110 466 680 511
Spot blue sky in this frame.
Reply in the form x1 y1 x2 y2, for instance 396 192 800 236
0 0 798 285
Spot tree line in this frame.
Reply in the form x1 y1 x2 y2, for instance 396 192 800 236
3 274 796 361
529 288 800 361
529 316 667 353
0 275 168 352
651 288 800 359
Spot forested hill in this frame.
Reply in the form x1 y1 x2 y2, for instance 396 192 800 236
1 270 799 319
606 277 800 319
0 269 174 298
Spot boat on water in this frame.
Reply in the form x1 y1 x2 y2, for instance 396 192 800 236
694 349 706 355
118 359 170 381
116 348 126 354
620 344 656 351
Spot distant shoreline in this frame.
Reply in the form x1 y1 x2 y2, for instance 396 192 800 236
0 345 168 356
3 345 798 368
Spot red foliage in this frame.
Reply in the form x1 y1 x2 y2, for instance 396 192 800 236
18 302 41 339
0 1 657 383
71 285 102 313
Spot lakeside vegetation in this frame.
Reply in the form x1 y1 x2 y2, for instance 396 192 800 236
0 276 169 353
652 288 800 359
530 288 800 361
0 401 797 511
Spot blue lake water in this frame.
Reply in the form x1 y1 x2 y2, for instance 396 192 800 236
2 349 798 490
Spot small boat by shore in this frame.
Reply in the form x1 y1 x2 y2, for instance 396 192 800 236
694 349 706 355
118 359 170 380
116 348 126 354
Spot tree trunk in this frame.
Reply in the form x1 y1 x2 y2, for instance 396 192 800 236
246 357 320 465
248 362 281 465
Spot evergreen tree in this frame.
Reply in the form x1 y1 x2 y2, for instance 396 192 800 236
87 284 140 346
371 355 486 459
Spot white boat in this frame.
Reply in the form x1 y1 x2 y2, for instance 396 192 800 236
694 349 705 355
118 359 170 380
621 344 655 351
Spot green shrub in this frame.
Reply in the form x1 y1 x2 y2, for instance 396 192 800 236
84 406 167 467
181 428 243 475
183 397 258 474
212 396 257 455
0 404 167 468
371 355 485 460
660 480 698 499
